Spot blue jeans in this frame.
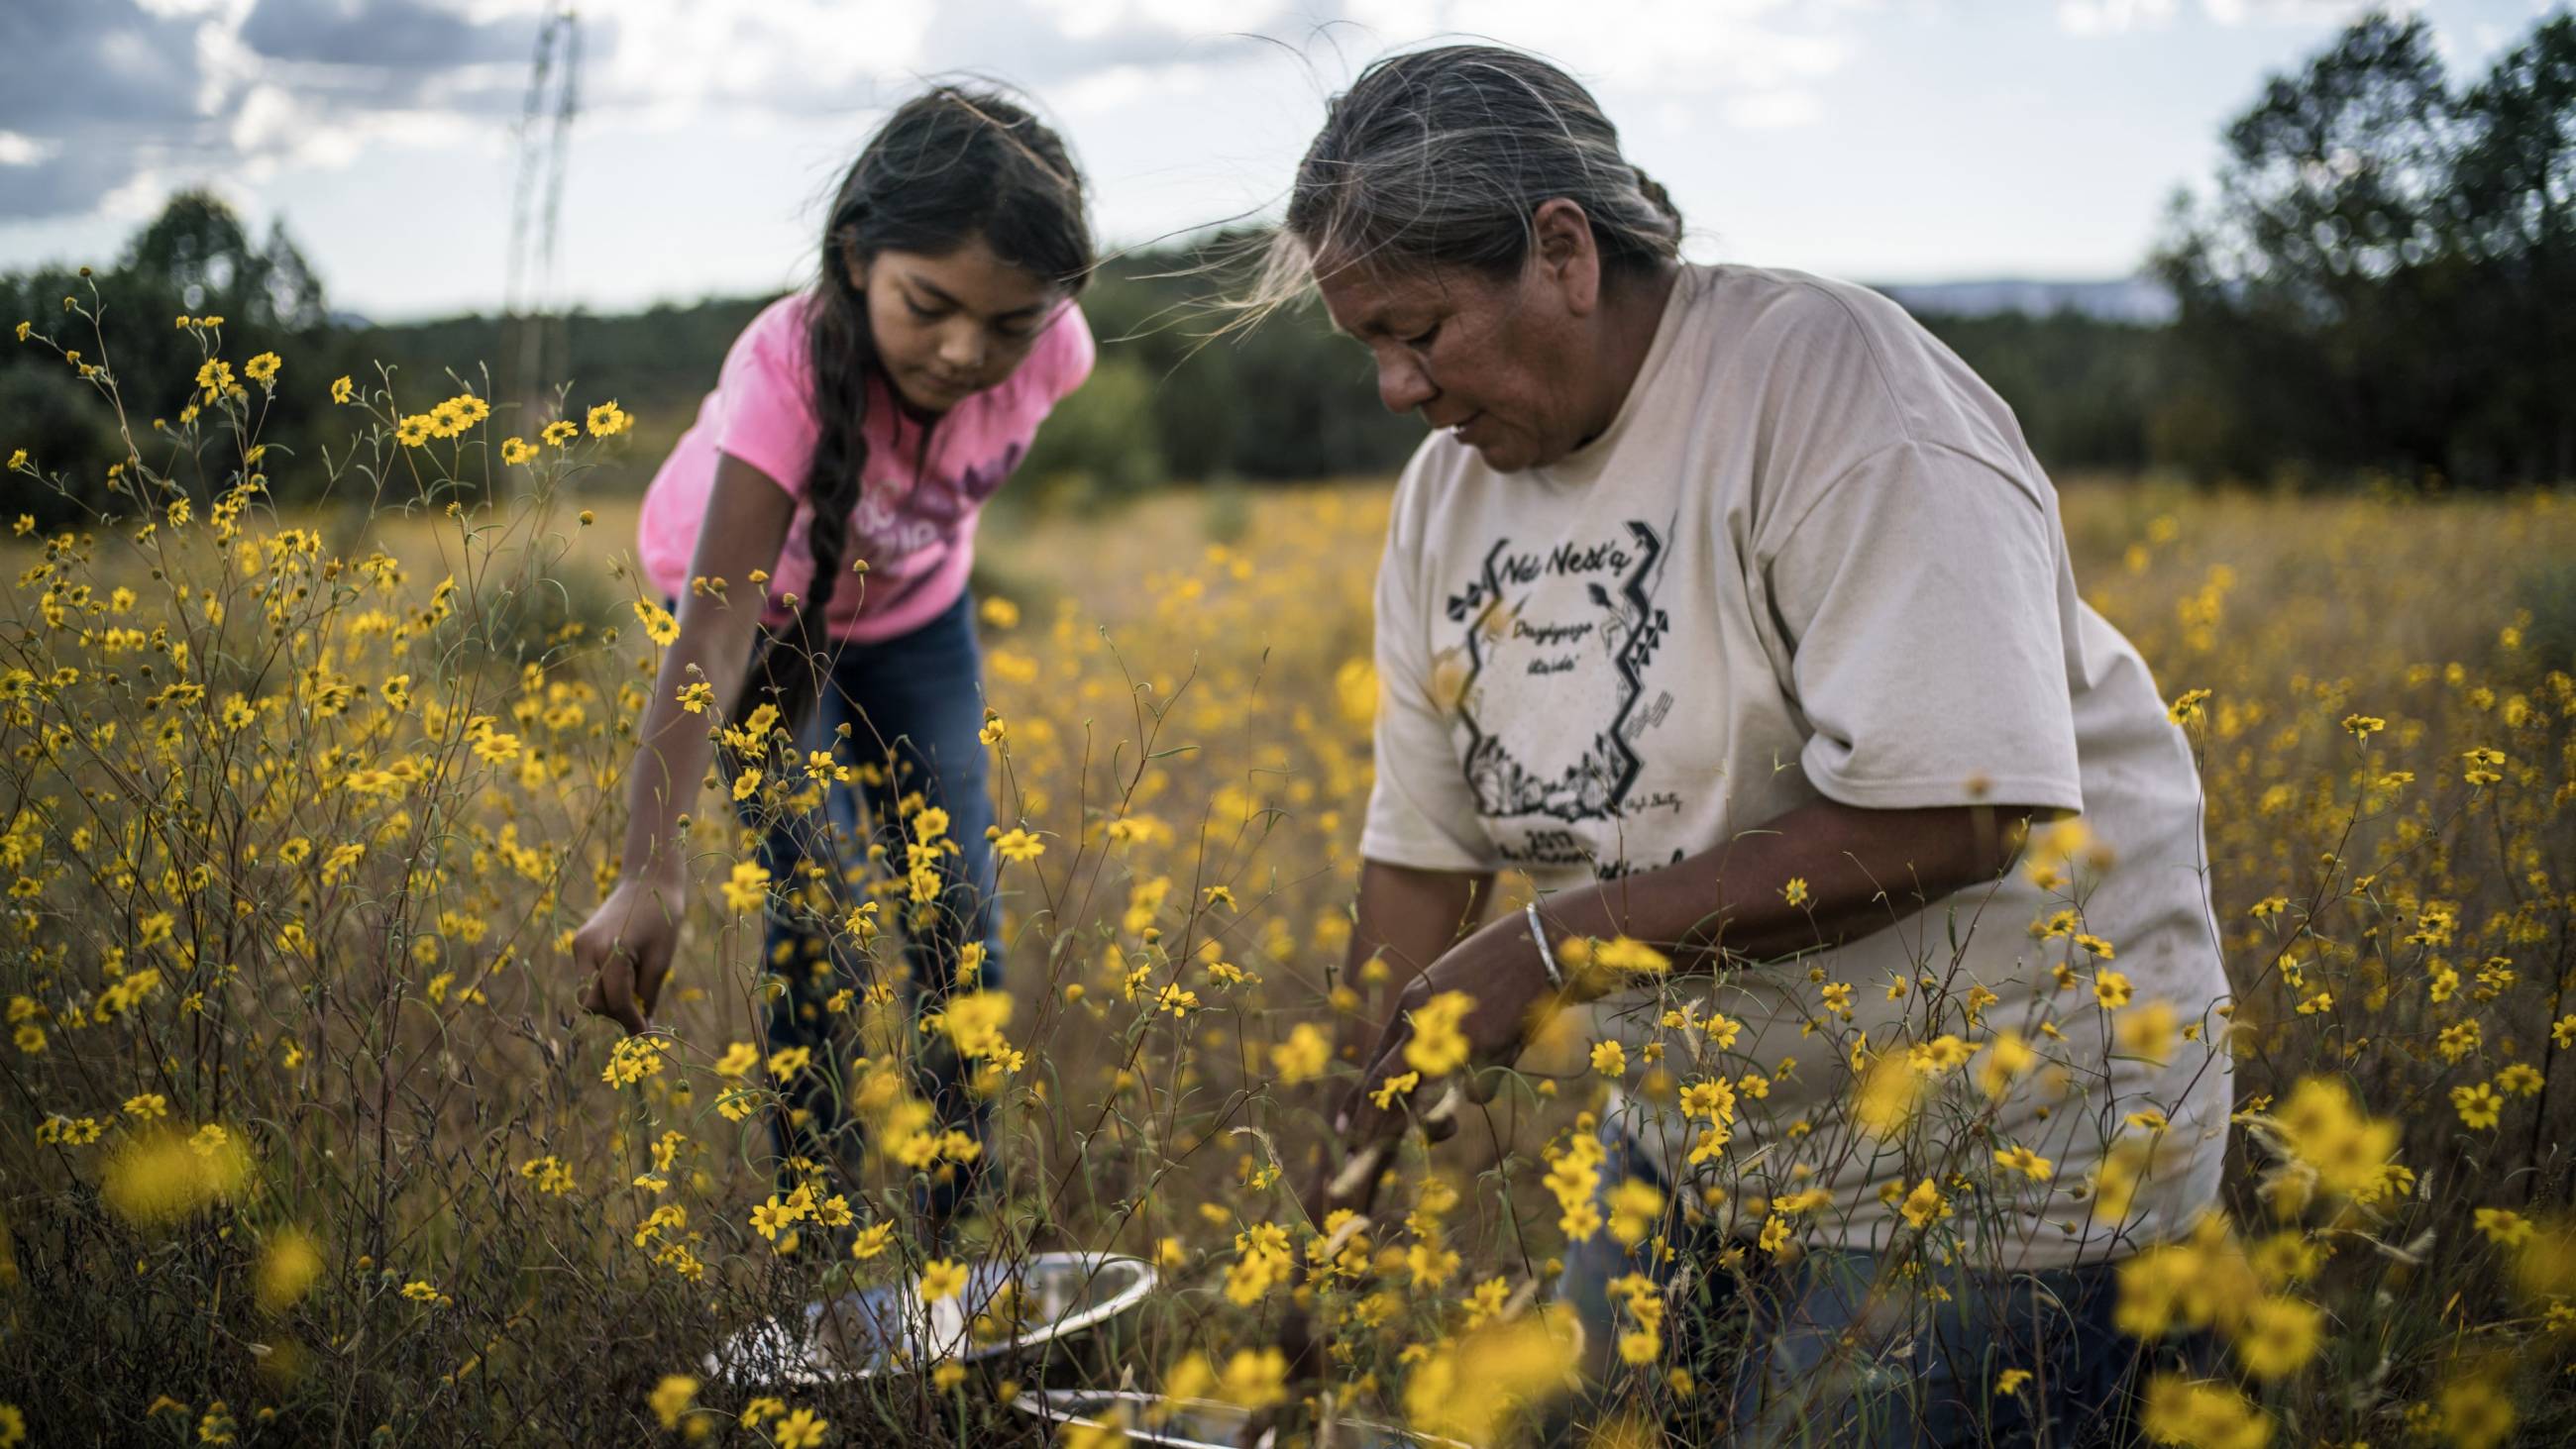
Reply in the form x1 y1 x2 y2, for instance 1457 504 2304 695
1554 1125 2209 1446
728 588 1004 1214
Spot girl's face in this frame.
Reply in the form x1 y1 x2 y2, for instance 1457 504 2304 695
852 237 1067 414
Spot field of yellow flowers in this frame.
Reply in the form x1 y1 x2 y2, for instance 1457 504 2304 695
3 301 2574 1447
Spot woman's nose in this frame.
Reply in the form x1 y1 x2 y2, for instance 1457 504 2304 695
1376 351 1436 415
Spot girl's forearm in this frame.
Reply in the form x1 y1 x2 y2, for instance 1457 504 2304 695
617 455 803 880
615 594 765 879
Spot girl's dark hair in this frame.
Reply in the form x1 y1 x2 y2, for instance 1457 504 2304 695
737 85 1093 730
1237 45 1682 322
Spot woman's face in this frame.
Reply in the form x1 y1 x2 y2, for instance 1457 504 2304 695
853 237 1066 414
1314 211 1607 473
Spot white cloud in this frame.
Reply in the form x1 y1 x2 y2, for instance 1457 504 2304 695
590 0 938 114
0 132 65 166
2056 0 2177 35
1334 0 1441 43
1336 0 1857 94
228 81 295 155
188 0 262 116
1030 0 1283 42
1057 59 1217 114
1726 89 1823 129
133 0 236 18
99 165 182 221
2200 0 2405 25
2062 0 2405 32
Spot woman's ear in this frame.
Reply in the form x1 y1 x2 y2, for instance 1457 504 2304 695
1530 197 1602 317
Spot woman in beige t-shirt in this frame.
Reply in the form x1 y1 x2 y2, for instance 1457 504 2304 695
1255 44 2233 1447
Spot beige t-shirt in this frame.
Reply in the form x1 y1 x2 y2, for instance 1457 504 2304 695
1362 262 2232 1270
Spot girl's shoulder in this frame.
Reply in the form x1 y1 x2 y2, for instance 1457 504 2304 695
730 290 822 365
1017 297 1096 407
705 291 827 416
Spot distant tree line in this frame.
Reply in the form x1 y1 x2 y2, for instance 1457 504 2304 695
0 223 2177 522
4 9 2567 525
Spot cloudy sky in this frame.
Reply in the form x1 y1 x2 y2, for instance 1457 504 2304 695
0 0 2556 320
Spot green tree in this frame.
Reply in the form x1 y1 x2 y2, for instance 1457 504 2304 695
4 190 338 521
113 191 328 331
1014 353 1167 505
2156 8 2576 488
1916 309 2162 472
2446 15 2576 482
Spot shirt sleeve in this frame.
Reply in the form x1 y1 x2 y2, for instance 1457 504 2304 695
1359 488 1501 874
1762 440 2086 814
711 298 820 497
1037 300 1097 405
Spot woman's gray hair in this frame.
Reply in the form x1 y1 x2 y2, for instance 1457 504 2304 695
1235 44 1683 324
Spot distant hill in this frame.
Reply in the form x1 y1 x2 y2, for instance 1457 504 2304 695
1874 277 2177 325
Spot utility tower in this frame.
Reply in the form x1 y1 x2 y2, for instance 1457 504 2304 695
502 3 580 470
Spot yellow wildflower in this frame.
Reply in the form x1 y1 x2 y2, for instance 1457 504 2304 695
1406 990 1474 1076
648 1376 698 1430
917 1257 968 1303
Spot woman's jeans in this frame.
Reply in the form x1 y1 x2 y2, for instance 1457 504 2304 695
727 588 1003 1216
1554 1123 2212 1446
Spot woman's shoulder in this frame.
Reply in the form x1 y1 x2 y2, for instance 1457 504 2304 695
1683 262 2022 465
1683 263 1918 362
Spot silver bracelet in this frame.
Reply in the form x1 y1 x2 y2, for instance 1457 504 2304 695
1524 901 1564 991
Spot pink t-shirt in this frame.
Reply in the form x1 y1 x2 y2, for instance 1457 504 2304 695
637 291 1094 643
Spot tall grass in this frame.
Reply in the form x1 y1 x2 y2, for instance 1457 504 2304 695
3 295 2572 1446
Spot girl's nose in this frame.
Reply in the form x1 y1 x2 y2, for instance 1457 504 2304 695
939 324 987 372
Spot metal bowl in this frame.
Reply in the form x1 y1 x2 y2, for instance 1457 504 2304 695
705 1251 1157 1386
1010 1389 1456 1449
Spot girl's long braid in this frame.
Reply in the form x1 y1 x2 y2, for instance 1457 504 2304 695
731 255 875 734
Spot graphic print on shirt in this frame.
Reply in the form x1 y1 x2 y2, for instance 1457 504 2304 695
1443 516 1677 871
847 441 1028 568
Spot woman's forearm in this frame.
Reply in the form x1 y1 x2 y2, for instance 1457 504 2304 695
1342 860 1492 1050
1533 798 2037 981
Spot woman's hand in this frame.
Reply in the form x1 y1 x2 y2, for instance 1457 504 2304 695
573 872 686 1035
1331 914 1565 1155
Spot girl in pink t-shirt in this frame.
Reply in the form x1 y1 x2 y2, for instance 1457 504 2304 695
572 87 1095 1226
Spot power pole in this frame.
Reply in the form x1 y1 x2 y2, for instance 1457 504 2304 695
502 4 580 485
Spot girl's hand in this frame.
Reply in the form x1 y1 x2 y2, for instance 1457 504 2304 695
573 874 685 1035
